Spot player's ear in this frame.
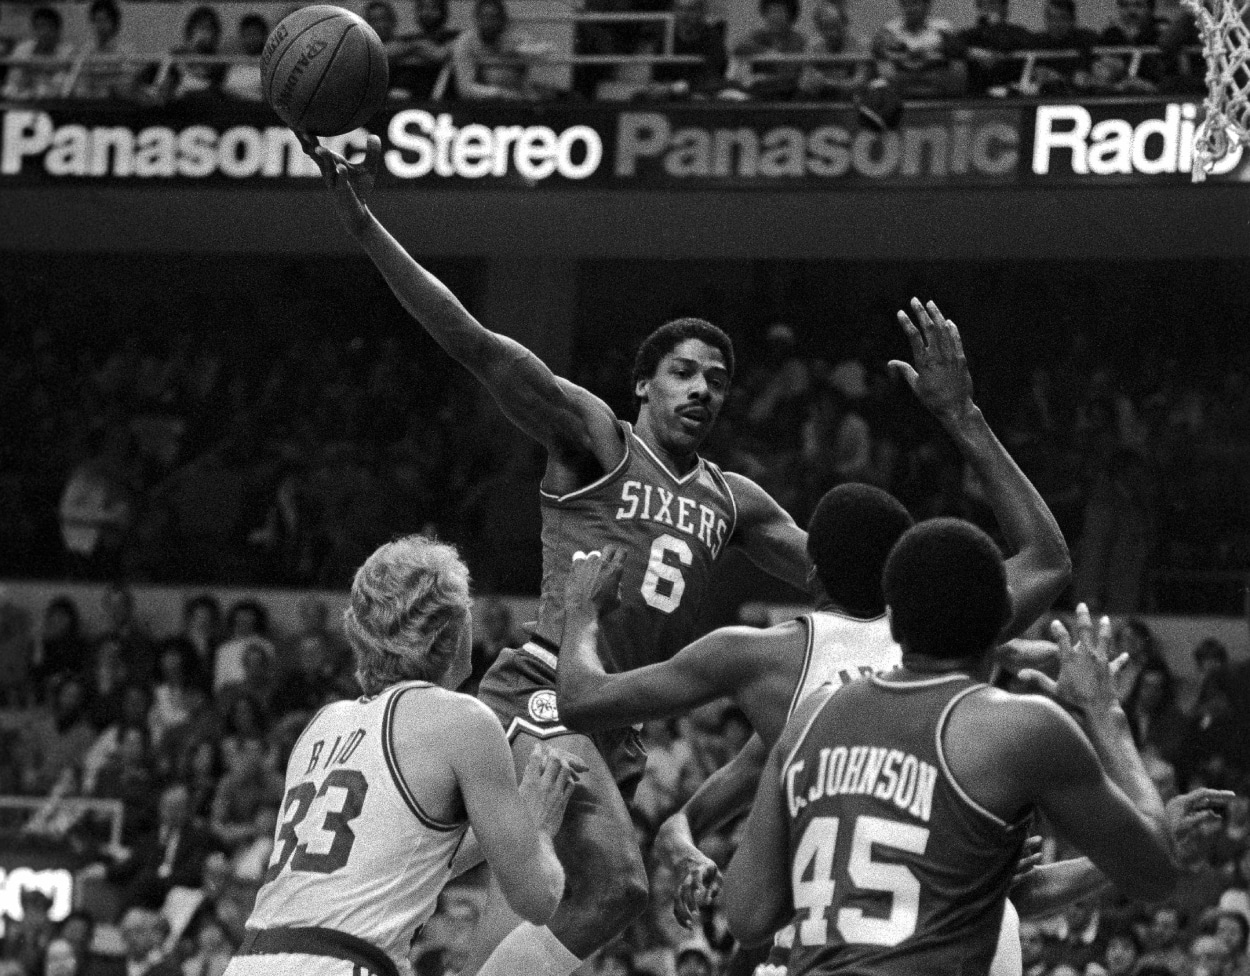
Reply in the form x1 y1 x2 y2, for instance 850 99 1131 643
635 377 649 401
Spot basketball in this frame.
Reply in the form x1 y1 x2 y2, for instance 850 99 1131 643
261 5 389 137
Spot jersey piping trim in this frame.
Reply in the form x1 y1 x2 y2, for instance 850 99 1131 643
704 460 739 542
780 687 834 784
505 717 574 741
869 673 970 690
381 686 464 833
538 422 632 504
786 615 816 722
813 608 889 624
630 429 703 486
934 683 1021 831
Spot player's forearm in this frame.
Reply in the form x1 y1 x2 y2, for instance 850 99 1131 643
680 741 766 839
555 609 617 731
654 810 703 870
353 215 509 369
941 404 1071 632
1081 705 1169 839
1011 858 1110 920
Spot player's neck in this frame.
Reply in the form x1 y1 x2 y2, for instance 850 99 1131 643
891 651 991 682
632 418 700 476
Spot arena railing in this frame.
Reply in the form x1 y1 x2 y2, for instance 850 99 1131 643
0 796 124 850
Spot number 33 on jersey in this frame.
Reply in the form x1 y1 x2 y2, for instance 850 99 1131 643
531 423 738 675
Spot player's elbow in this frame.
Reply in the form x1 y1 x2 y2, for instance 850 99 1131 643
504 855 566 925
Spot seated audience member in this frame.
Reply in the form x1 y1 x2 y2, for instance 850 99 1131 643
1137 904 1189 976
72 0 136 100
149 6 225 106
1124 661 1187 765
269 631 357 717
388 0 460 99
118 909 178 976
212 600 273 692
730 0 808 100
1092 0 1166 91
82 683 151 791
181 913 236 976
92 723 159 844
149 638 203 749
1093 928 1145 976
209 735 281 851
179 595 222 684
214 641 275 721
1113 617 1163 703
2 6 73 102
221 13 266 102
105 783 221 910
957 0 1032 93
1214 911 1250 976
97 584 155 687
21 676 95 796
1191 933 1236 976
3 888 56 975
644 0 728 99
452 0 551 99
179 738 225 825
229 804 277 882
33 597 88 698
871 0 966 96
799 0 871 100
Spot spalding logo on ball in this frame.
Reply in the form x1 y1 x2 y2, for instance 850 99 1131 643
262 5 389 137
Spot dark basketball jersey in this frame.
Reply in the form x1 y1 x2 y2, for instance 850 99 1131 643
781 674 1029 976
529 422 738 674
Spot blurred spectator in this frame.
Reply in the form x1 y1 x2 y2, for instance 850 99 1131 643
644 0 728 100
1213 911 1250 976
149 639 204 748
212 600 272 692
1124 661 1186 764
1113 618 1161 703
33 597 89 697
871 0 966 97
179 738 226 825
1191 933 1236 976
83 683 151 790
100 584 156 685
4 888 56 976
1092 928 1144 976
106 783 222 911
957 0 1032 94
799 0 871 101
1179 671 1247 784
83 640 134 732
269 632 357 718
1071 448 1156 612
180 913 235 976
150 6 225 106
220 13 266 102
730 0 808 100
118 909 178 976
229 803 276 882
43 936 79 976
209 735 281 851
2 6 73 101
276 596 347 677
178 595 222 688
219 695 270 768
21 675 95 795
215 641 275 721
58 430 135 581
1046 899 1108 972
1194 638 1231 683
71 0 136 101
452 0 551 100
387 0 459 99
1138 904 1189 975
1024 0 1098 97
1093 0 1165 91
92 723 159 844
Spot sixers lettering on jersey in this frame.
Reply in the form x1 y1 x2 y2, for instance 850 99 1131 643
531 422 737 675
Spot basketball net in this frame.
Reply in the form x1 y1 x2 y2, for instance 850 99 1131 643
1181 0 1250 179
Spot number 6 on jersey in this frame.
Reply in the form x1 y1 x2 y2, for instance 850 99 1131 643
640 534 694 613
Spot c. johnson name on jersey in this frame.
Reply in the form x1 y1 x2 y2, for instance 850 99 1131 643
785 746 939 823
614 479 730 558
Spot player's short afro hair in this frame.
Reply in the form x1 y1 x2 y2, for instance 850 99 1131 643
633 318 734 387
883 518 1010 660
807 483 913 616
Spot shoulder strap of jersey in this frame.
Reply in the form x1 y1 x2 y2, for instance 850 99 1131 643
538 420 632 504
785 614 817 722
381 684 464 832
702 459 740 541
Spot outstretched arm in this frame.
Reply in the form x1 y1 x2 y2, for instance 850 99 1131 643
892 299 1071 640
299 135 621 472
557 548 762 732
724 472 811 593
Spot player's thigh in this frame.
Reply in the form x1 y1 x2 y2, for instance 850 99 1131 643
510 730 646 883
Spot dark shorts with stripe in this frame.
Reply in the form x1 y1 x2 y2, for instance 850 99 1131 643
477 642 649 803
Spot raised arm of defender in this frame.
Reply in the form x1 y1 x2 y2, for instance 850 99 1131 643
892 299 1071 640
299 134 623 482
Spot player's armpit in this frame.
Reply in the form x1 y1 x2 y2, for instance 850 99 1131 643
668 732 770 844
724 740 794 946
722 472 811 593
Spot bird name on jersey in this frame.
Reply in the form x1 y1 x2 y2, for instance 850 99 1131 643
614 480 729 557
785 746 938 823
304 729 367 776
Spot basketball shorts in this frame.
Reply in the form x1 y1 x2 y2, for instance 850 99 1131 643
477 642 649 803
223 926 398 976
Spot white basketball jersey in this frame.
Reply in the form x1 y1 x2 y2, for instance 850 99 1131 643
785 611 899 720
248 681 469 971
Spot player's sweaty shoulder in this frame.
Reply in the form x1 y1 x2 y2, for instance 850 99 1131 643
391 687 501 767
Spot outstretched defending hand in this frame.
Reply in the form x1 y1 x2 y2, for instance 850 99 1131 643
518 744 589 837
890 298 975 420
996 638 1129 684
297 131 382 239
564 545 626 616
1016 604 1118 714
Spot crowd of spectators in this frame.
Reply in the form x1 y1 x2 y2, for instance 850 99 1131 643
0 0 1206 106
0 578 1246 975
